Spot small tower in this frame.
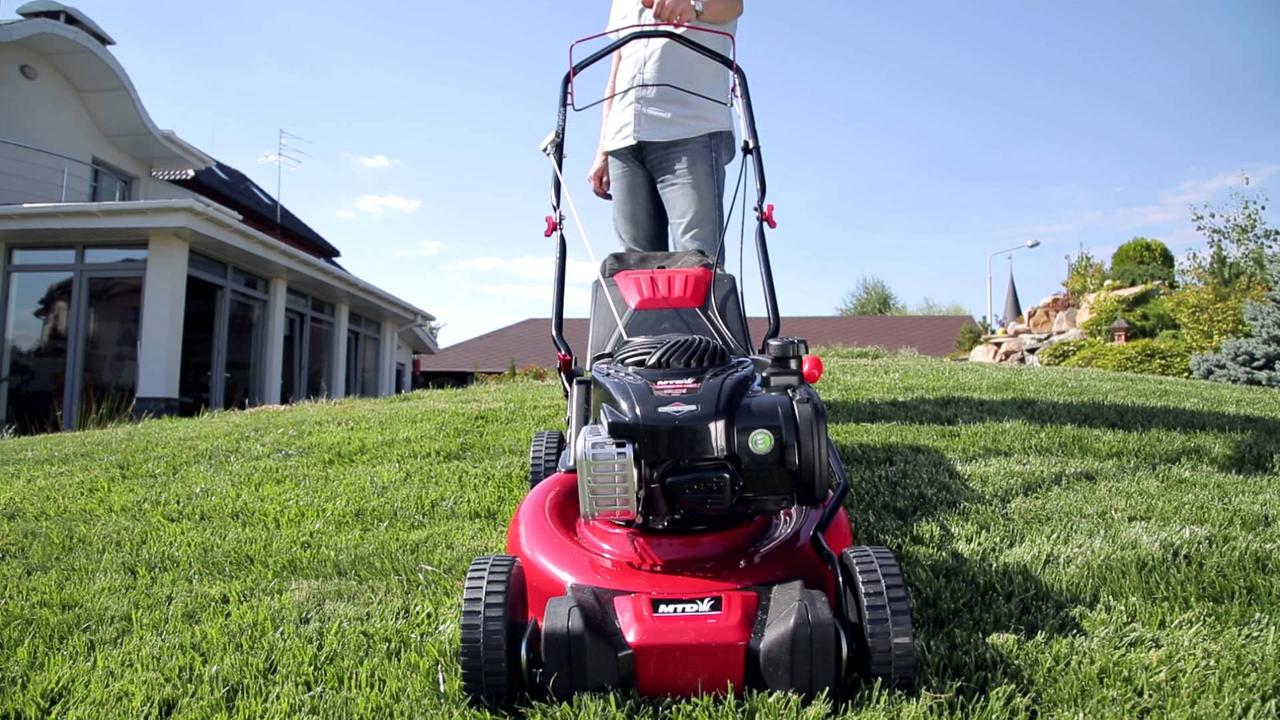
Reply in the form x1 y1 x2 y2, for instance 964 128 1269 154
1110 317 1130 345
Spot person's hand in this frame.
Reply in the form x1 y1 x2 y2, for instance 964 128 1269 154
589 152 612 200
642 0 698 25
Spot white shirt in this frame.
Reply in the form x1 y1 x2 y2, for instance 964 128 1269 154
600 0 738 153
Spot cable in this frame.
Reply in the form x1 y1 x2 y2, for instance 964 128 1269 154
543 153 629 341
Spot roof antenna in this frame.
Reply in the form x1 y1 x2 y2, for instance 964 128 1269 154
258 128 309 226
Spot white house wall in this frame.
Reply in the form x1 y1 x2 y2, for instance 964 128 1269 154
0 43 162 203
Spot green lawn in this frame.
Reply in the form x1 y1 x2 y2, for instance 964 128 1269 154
2 356 1278 719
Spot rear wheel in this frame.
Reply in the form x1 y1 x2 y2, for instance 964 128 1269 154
529 430 565 489
840 545 916 692
459 555 527 708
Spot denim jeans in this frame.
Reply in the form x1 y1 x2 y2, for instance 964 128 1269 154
608 130 735 257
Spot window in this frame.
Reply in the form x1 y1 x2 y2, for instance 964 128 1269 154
345 312 382 397
10 248 75 265
278 289 338 403
0 245 145 432
178 254 268 416
90 161 131 202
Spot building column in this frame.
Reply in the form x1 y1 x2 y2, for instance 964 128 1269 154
0 239 8 421
135 231 189 418
262 276 288 405
379 318 397 396
331 301 349 397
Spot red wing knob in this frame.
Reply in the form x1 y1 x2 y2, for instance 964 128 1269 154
759 203 777 229
544 215 559 238
802 354 824 384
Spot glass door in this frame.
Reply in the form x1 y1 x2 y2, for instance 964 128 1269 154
75 273 143 427
281 310 304 404
224 295 264 410
179 276 222 416
2 271 74 433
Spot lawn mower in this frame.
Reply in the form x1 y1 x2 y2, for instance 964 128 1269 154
459 27 916 707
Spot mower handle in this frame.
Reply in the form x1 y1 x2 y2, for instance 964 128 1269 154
546 29 781 373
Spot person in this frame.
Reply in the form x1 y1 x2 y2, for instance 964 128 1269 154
589 0 744 257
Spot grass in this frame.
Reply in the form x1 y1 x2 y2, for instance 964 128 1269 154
1 357 1279 718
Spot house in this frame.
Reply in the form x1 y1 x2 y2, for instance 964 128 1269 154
0 2 436 432
415 315 975 386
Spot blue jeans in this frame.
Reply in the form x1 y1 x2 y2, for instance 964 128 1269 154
608 130 735 257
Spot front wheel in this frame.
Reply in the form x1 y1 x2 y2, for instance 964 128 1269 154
528 430 565 489
459 555 527 708
840 545 917 692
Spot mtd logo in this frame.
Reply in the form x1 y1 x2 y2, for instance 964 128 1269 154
650 596 723 616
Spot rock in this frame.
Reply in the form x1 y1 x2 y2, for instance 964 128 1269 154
1007 322 1031 336
1028 307 1055 334
1022 337 1051 353
1044 328 1088 346
969 343 999 363
996 337 1025 362
1052 307 1079 334
1110 283 1156 300
1025 352 1041 367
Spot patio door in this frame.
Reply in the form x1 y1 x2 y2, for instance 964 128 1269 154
178 277 264 415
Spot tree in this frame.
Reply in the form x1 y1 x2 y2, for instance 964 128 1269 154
914 298 970 316
1110 237 1175 287
1191 257 1280 387
1063 249 1107 297
836 275 904 316
1182 175 1279 291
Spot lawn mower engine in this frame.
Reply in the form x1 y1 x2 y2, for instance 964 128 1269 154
579 333 830 530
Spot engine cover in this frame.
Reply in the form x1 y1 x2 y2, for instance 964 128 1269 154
581 334 829 529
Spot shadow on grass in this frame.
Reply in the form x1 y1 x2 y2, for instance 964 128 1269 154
835 441 1085 701
830 396 1280 475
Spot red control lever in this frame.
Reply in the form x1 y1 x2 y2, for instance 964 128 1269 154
758 203 777 229
544 215 559 238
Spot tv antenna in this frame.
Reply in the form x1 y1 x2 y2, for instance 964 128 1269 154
258 129 310 225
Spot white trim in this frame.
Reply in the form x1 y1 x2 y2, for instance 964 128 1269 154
0 200 434 324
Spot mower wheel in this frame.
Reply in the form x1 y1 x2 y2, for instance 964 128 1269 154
459 555 528 708
840 546 916 692
529 430 565 489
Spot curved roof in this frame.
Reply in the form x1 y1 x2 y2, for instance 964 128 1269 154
0 13 211 171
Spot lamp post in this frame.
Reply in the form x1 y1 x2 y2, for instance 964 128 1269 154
987 239 1040 330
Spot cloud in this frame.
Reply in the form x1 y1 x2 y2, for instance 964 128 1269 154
335 209 358 220
1008 165 1279 240
446 255 599 284
349 194 422 215
358 154 396 168
394 240 445 257
341 151 400 169
469 283 591 305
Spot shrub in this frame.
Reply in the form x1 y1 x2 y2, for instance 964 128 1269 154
1063 250 1107 298
1110 237 1175 287
1192 258 1280 387
954 322 983 353
1061 338 1192 377
1166 283 1267 354
1081 287 1175 340
1038 338 1103 366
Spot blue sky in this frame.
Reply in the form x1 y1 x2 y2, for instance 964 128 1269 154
61 1 1280 344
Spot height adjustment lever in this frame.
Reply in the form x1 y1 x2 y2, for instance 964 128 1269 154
758 203 777 229
544 215 560 238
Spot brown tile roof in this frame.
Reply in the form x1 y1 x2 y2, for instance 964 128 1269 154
418 315 975 373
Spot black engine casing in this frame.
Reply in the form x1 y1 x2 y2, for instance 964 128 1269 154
585 335 829 529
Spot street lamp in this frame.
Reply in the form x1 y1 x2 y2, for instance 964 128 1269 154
987 239 1040 330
